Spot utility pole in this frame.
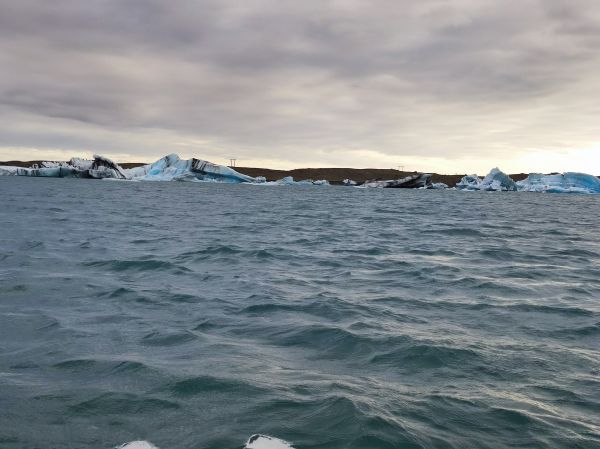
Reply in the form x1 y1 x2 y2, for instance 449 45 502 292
397 165 404 172
229 158 237 168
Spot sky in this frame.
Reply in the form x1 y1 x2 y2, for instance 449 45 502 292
0 0 599 174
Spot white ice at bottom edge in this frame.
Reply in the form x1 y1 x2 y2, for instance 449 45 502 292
245 434 295 449
118 442 159 449
117 435 295 449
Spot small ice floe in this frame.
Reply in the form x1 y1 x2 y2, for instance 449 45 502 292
245 434 295 449
430 182 448 189
116 435 294 449
118 441 159 449
359 173 433 189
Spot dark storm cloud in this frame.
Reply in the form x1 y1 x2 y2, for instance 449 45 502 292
0 0 599 170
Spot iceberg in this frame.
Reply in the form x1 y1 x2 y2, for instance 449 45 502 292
456 168 516 191
1 153 334 186
1 153 258 183
359 173 433 189
125 154 256 183
0 165 19 176
456 174 482 190
266 176 329 186
2 154 128 179
517 172 600 194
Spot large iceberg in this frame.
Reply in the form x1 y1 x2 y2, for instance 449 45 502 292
455 168 600 194
125 154 256 183
517 172 600 194
0 153 335 186
456 168 516 191
0 155 128 179
1 154 259 183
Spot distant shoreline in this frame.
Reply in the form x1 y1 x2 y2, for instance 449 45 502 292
0 160 530 186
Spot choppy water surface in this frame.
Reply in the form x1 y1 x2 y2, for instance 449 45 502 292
1 178 599 449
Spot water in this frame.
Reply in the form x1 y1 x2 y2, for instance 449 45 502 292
0 177 599 449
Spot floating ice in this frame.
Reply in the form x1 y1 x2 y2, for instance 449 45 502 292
359 173 432 189
456 168 516 191
265 176 329 186
245 434 295 449
456 174 482 190
516 172 600 194
455 169 600 194
125 154 256 183
0 165 18 176
115 435 294 449
117 442 159 449
0 153 334 186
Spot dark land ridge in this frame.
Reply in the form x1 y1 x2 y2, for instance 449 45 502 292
1 160 533 185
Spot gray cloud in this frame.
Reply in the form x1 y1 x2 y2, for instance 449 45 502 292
0 0 599 172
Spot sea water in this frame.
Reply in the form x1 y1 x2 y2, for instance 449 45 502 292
0 177 598 449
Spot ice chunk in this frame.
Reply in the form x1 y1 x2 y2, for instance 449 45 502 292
342 178 357 186
517 172 600 194
0 165 19 176
480 168 517 191
456 168 516 191
456 174 482 190
312 179 330 186
360 173 432 188
117 442 159 449
431 182 448 189
245 435 295 449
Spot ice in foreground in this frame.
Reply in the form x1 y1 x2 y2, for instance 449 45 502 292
117 435 295 449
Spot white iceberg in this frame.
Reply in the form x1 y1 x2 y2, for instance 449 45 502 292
456 168 516 191
517 172 600 194
456 174 482 190
0 165 19 176
269 176 329 186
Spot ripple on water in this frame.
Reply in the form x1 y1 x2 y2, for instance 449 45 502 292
2 178 600 449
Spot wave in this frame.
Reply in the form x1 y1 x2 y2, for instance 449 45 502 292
69 392 179 415
83 259 191 273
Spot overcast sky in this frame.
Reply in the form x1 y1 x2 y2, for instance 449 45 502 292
1 0 599 173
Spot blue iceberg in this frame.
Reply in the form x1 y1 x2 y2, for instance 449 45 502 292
456 168 516 191
517 172 600 194
125 154 256 183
